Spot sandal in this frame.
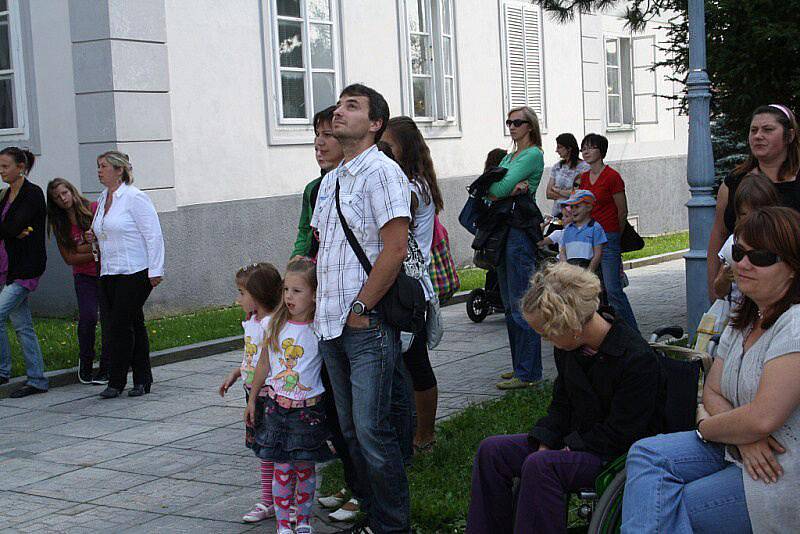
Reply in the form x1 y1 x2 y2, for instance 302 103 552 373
242 502 275 523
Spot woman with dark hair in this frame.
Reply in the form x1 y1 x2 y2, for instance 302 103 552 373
87 151 165 399
623 207 800 533
708 104 800 300
46 178 109 385
382 115 444 452
579 133 638 330
545 133 590 216
0 147 48 397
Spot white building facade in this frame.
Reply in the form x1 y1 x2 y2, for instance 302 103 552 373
5 0 688 315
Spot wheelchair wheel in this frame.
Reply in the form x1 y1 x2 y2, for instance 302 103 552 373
467 289 489 322
587 470 626 533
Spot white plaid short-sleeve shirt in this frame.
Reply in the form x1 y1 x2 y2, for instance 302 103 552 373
311 145 411 340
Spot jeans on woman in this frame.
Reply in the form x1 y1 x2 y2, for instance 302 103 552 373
622 431 752 533
601 232 638 330
0 282 48 390
74 273 110 373
496 227 542 382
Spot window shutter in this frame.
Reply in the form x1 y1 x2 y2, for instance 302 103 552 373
632 35 657 124
503 2 545 123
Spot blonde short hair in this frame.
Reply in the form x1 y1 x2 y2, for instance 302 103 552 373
521 263 601 338
98 150 134 184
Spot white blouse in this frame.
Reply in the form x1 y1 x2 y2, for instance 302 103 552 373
92 183 165 277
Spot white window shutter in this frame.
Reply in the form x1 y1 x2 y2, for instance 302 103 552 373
632 35 657 124
503 2 545 124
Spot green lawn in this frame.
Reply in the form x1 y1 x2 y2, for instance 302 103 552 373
621 231 688 261
320 387 553 532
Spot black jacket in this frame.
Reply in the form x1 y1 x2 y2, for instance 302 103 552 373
0 179 47 281
528 311 663 461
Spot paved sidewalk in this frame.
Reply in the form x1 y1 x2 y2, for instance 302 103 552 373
0 260 685 533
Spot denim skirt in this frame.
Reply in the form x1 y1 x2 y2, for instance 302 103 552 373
251 395 334 463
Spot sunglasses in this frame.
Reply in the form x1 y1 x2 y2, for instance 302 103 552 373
731 244 782 267
506 119 530 128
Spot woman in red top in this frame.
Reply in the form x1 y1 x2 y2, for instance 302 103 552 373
46 178 109 385
578 134 638 329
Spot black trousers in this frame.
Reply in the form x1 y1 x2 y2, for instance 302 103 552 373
99 269 153 390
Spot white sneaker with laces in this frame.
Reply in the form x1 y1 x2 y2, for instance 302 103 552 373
328 498 360 522
242 502 275 523
318 488 348 509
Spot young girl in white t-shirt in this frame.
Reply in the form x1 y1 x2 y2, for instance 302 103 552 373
245 257 332 534
218 263 283 523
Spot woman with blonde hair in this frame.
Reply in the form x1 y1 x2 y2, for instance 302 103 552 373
46 177 109 385
490 106 546 390
467 263 663 533
86 151 165 399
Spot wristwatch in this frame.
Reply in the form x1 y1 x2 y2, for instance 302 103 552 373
351 300 368 316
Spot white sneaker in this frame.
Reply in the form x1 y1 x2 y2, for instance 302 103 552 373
318 488 347 509
242 502 275 523
295 525 314 534
328 498 360 522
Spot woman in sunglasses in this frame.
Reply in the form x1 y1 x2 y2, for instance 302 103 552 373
489 106 545 390
622 206 800 533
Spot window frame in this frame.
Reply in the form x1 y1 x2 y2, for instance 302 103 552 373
262 0 344 145
397 0 461 135
632 34 658 125
603 35 635 131
0 0 29 138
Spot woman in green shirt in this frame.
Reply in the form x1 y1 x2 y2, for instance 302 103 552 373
492 106 545 390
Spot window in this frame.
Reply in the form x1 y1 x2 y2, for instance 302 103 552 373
401 0 457 122
0 0 28 135
604 35 657 128
271 0 340 124
501 1 545 127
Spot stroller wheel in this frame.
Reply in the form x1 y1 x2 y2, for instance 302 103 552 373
467 289 490 323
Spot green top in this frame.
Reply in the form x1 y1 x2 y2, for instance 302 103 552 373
488 145 545 199
291 176 322 257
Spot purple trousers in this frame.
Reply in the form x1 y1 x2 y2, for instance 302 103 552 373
467 434 604 534
74 274 110 372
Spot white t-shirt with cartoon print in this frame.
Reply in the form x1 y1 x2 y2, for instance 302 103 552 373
240 315 270 387
266 320 325 400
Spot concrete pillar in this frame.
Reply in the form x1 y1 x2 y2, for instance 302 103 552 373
69 0 176 212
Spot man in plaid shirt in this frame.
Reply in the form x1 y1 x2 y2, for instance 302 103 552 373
311 83 412 532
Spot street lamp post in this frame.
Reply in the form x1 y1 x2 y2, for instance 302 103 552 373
684 0 716 337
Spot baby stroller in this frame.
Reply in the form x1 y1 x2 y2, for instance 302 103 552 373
466 268 505 323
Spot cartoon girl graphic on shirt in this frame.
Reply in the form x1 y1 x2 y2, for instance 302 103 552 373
275 338 311 393
242 336 258 384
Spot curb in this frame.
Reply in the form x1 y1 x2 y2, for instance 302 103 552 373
1 249 684 397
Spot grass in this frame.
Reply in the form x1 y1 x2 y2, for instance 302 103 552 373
457 268 486 293
8 306 245 379
621 231 688 261
320 387 553 532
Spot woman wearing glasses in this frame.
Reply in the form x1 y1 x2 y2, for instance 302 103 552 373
622 206 800 533
489 106 545 390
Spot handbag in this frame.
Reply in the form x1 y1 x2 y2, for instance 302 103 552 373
335 179 426 334
429 215 460 303
425 297 444 349
458 193 481 236
620 221 645 253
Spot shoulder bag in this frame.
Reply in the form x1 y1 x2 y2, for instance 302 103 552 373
335 178 426 334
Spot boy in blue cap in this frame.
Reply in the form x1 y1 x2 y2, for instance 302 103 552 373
559 190 607 273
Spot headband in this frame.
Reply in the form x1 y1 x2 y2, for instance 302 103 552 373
769 104 795 123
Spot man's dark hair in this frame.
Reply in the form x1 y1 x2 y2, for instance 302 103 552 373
581 133 609 159
313 105 337 135
339 83 390 141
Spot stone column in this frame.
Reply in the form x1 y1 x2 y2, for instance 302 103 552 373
69 0 175 212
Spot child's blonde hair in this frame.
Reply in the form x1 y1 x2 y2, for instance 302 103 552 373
521 263 601 338
266 257 317 352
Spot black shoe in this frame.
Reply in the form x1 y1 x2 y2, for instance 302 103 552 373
91 369 109 385
9 384 47 398
99 386 122 399
128 384 151 397
0 376 8 385
78 362 93 385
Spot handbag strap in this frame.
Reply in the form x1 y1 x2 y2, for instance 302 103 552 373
335 176 373 275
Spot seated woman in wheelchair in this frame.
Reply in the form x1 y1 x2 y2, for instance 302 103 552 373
467 262 663 533
622 206 800 533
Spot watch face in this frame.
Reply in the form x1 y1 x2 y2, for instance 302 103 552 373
353 302 365 315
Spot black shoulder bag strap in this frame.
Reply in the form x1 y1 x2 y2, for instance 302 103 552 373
335 177 373 276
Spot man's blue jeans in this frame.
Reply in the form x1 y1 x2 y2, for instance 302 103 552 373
601 232 638 330
622 431 752 533
0 282 48 390
496 227 542 382
320 315 410 533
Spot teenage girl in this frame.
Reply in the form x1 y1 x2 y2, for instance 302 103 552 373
219 262 282 523
46 178 110 385
245 257 332 534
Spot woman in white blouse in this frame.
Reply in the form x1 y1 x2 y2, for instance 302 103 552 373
87 151 165 399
